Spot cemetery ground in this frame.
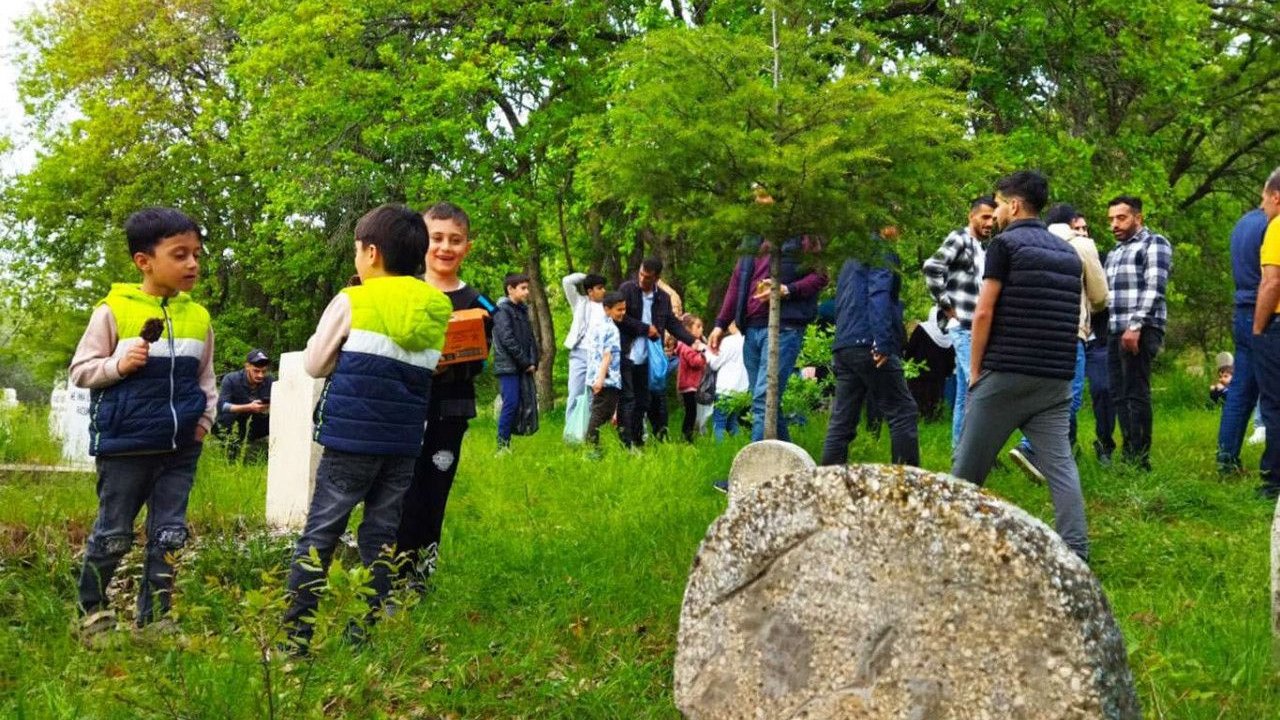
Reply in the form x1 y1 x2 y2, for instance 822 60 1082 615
1 370 1279 719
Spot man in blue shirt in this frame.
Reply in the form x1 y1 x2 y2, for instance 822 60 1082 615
1216 208 1269 474
820 227 919 466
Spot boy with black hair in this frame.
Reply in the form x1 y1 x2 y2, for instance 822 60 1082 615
563 271 608 420
585 292 627 454
950 171 1090 561
283 203 452 649
492 271 540 452
395 202 496 588
70 207 217 642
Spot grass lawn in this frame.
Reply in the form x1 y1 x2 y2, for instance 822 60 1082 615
2 377 1279 718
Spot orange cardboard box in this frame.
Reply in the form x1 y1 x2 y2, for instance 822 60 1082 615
438 308 489 367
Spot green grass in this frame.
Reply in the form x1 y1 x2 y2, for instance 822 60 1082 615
2 378 1279 718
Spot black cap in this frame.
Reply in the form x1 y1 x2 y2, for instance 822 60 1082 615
246 349 270 365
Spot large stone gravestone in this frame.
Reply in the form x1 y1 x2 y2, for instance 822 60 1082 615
48 385 68 440
675 463 1140 719
726 440 815 506
0 388 17 409
265 351 325 529
60 385 94 468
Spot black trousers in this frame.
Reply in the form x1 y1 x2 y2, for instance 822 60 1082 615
395 415 470 585
820 346 920 467
1107 327 1162 467
586 387 621 446
681 391 698 442
619 360 650 447
1085 340 1115 454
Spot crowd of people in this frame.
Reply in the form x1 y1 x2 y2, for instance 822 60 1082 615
65 163 1280 651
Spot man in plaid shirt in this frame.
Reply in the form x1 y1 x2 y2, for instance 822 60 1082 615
1104 195 1172 470
922 195 996 449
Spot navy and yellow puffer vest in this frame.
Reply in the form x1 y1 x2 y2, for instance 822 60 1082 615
90 284 211 456
313 276 453 456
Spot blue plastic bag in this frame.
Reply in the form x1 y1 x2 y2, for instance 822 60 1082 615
563 391 591 444
647 339 670 391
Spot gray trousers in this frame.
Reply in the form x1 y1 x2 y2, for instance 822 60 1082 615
951 370 1089 559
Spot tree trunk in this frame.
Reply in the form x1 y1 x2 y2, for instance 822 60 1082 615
764 244 782 440
524 234 557 410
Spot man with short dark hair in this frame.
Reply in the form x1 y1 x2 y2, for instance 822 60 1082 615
617 258 697 448
216 349 274 456
1104 195 1172 471
951 171 1089 560
1216 207 1270 474
1251 167 1280 498
923 195 997 449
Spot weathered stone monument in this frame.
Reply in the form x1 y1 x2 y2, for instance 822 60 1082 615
726 439 814 506
0 388 17 409
48 386 67 440
265 351 325 529
676 463 1140 719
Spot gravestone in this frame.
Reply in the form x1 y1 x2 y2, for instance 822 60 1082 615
676 463 1140 719
265 351 325 529
0 388 17 409
726 440 815 506
48 386 68 440
60 385 94 468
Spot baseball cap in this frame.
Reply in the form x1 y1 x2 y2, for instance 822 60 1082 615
246 349 270 365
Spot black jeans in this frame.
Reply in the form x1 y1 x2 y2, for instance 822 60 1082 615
1084 340 1115 454
396 415 470 585
1107 327 1162 467
586 387 621 446
285 448 414 641
619 360 650 447
820 346 920 467
1255 316 1280 490
680 391 698 442
77 444 202 625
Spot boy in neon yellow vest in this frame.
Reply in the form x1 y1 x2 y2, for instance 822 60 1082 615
69 208 217 644
283 204 452 651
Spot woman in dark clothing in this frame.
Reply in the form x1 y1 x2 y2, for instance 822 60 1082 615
905 306 956 421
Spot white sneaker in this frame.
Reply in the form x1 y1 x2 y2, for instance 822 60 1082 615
1249 426 1267 446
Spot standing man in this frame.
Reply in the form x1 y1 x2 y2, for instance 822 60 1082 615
562 272 607 420
923 196 996 449
820 228 920 467
1252 169 1280 499
1104 195 1172 471
617 258 697 448
216 348 274 457
707 235 828 442
492 273 540 452
1216 207 1270 474
951 171 1089 561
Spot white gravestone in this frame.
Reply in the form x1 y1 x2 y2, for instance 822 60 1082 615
266 351 325 529
0 388 17 409
60 385 94 468
48 386 68 440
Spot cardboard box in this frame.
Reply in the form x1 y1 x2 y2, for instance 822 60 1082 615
438 308 489 367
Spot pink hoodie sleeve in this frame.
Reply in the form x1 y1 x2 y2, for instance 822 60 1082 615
69 305 124 390
303 294 352 378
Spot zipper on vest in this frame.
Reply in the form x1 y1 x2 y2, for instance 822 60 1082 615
161 297 178 450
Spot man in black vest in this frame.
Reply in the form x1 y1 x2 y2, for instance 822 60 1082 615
950 171 1089 561
617 257 697 448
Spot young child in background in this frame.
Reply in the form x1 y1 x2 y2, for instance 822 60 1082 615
675 314 708 442
492 272 540 453
585 292 627 455
69 208 217 644
283 204 452 650
1210 352 1233 405
707 322 749 443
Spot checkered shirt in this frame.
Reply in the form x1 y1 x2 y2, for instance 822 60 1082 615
1105 226 1172 334
922 227 983 327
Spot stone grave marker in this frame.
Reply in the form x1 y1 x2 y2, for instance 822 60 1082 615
0 388 17 409
265 351 325 529
48 385 68 440
726 439 814 506
60 385 94 468
676 463 1140 719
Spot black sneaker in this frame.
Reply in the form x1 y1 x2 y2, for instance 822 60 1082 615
1255 485 1280 501
712 479 729 494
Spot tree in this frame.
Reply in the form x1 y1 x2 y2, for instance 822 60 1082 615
582 3 978 438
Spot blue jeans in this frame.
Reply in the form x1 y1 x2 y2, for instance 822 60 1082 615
285 448 415 641
950 327 972 448
77 444 202 625
496 373 522 444
743 325 805 442
1218 306 1260 471
1085 340 1115 454
1255 316 1280 489
712 404 741 443
566 349 589 422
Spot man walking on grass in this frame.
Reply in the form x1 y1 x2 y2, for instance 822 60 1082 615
950 171 1089 561
1252 168 1280 499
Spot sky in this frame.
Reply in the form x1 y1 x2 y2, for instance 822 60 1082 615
0 0 42 176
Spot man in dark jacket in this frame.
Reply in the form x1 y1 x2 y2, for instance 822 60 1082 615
950 171 1089 561
617 257 697 448
707 235 828 441
216 348 274 458
492 273 540 451
820 228 919 467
